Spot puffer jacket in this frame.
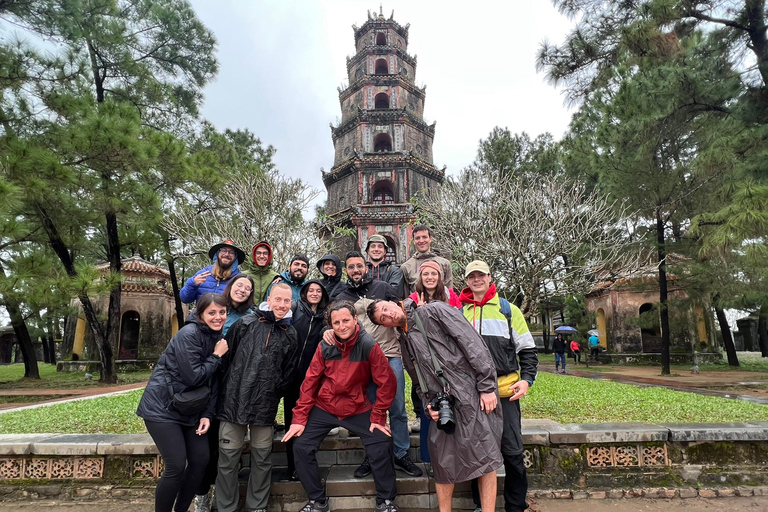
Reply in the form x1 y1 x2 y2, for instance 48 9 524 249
366 260 405 300
179 261 242 304
400 250 453 295
459 283 538 383
292 324 395 426
317 254 343 298
292 279 330 380
216 304 300 426
136 320 222 425
245 241 280 303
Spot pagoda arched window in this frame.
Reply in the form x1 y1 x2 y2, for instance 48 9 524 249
372 182 395 204
373 134 392 152
376 33 387 46
374 93 390 109
375 58 389 75
383 235 397 262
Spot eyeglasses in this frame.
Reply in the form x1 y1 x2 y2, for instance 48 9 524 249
219 248 236 255
255 250 269 256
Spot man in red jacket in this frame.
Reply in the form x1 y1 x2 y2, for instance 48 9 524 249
282 301 399 512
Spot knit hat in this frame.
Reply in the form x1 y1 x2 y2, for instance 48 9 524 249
418 260 443 279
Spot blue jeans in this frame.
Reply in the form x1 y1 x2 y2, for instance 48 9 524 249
555 352 566 370
367 357 410 459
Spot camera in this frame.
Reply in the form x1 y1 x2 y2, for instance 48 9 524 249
428 392 456 434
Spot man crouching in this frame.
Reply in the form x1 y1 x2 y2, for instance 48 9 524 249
282 301 399 512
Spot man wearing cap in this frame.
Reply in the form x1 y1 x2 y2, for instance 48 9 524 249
268 254 310 303
247 241 280 303
400 225 453 296
459 260 538 512
366 234 404 299
179 240 246 304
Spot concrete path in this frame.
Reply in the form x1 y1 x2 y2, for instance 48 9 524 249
2 497 768 511
540 363 768 405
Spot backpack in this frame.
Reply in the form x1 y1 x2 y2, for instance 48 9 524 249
499 297 512 322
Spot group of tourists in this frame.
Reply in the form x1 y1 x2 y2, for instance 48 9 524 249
137 227 539 512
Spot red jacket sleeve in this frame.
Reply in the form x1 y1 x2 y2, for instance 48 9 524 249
291 343 326 425
368 342 396 425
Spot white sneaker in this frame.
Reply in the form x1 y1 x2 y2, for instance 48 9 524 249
194 493 211 512
329 427 340 435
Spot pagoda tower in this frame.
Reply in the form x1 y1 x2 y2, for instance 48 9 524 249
322 9 444 263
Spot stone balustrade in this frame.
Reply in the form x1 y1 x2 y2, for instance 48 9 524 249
1 421 767 509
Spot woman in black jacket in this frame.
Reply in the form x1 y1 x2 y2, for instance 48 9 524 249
283 279 329 480
136 293 229 512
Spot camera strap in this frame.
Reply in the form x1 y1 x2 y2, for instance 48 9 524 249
411 310 451 394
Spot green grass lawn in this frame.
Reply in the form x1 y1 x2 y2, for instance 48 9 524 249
1 372 767 434
0 364 151 390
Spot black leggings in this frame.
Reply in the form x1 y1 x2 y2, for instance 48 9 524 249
145 420 210 512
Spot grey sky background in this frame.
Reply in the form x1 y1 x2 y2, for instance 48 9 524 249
187 1 578 207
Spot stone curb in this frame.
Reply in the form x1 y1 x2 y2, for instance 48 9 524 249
527 486 768 499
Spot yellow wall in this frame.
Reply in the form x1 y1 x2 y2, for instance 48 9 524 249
72 317 86 357
596 308 607 348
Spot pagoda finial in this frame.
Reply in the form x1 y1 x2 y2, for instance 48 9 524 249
379 4 383 17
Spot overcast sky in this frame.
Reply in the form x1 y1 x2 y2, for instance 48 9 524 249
187 1 578 207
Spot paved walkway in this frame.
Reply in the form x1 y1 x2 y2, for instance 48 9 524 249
540 362 768 404
2 497 767 511
0 382 147 413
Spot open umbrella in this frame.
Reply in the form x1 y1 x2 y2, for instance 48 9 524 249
555 325 578 333
587 329 602 336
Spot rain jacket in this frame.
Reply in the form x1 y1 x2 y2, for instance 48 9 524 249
366 260 405 300
552 337 567 354
245 242 280 303
216 303 300 426
136 315 222 425
267 270 307 303
400 250 454 295
396 299 503 484
316 254 343 298
292 324 396 426
292 279 330 380
459 284 538 384
332 276 401 358
179 253 242 304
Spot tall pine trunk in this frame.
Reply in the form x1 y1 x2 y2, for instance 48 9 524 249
47 314 57 365
656 212 672 375
102 208 121 383
758 305 768 358
713 295 739 366
164 238 185 330
0 266 39 378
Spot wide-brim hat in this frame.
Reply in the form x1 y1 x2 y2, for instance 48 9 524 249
366 234 389 252
208 240 246 264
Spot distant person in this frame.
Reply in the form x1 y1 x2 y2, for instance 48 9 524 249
179 241 246 304
553 333 567 374
589 334 600 361
247 241 280 303
316 253 343 298
570 339 581 364
136 293 229 512
269 254 310 302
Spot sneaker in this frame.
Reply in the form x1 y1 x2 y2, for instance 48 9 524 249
424 462 433 477
408 419 420 433
329 427 340 435
394 454 423 477
374 499 399 512
354 456 372 478
194 493 211 512
299 499 330 512
472 508 481 512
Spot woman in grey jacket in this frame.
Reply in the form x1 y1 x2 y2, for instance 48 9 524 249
136 293 229 512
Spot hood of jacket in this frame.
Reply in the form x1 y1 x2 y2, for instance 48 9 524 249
459 283 498 307
316 254 342 280
251 241 274 268
256 301 293 326
299 278 330 314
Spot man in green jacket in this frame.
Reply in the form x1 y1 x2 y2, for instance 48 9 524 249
246 241 280 304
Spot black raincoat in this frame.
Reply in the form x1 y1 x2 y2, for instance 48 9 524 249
317 253 343 298
292 279 330 379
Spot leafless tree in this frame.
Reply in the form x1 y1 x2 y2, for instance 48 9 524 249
416 167 643 319
162 171 349 274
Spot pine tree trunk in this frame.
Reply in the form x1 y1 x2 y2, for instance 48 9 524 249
758 304 768 358
714 297 739 366
656 212 671 375
41 330 50 364
102 209 121 384
164 239 185 330
47 315 57 365
5 301 40 379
